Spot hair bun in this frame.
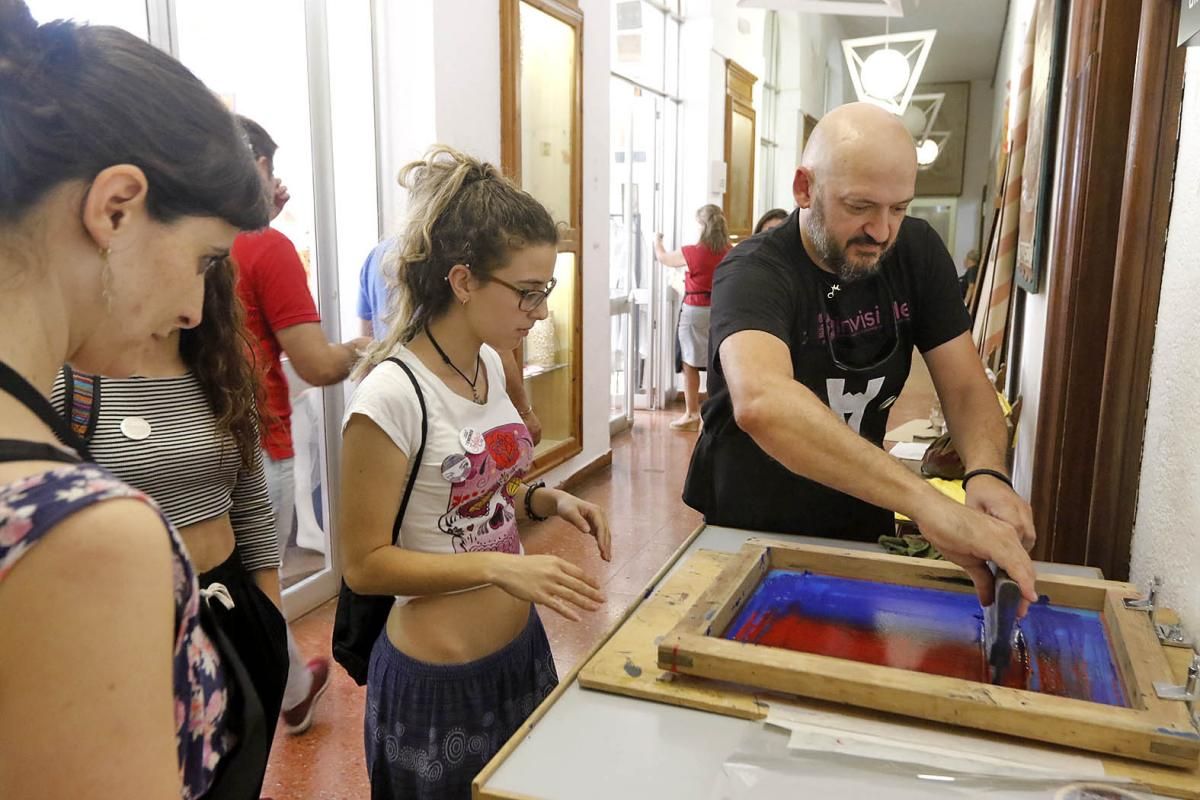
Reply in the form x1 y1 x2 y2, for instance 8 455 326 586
0 2 80 91
0 0 38 63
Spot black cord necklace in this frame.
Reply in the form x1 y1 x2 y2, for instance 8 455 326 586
425 325 483 404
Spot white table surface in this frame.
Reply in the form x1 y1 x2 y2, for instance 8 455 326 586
479 526 1151 800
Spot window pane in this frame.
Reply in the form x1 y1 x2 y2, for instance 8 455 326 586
26 0 148 40
612 1 665 91
611 313 629 421
175 0 331 592
665 16 680 97
525 250 579 456
175 0 319 302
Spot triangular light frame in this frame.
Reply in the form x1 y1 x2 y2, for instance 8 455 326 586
906 92 945 141
842 29 937 115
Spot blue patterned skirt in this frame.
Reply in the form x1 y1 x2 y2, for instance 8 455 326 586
364 608 558 799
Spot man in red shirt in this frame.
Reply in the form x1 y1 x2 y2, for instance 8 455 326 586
235 116 369 735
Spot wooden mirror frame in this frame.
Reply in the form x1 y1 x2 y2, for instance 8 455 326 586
500 0 584 476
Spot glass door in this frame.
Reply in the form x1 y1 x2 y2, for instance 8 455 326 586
610 78 680 419
175 0 377 619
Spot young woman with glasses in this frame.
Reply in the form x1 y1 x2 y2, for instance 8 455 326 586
341 146 612 799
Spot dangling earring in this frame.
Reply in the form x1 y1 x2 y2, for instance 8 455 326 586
99 246 114 314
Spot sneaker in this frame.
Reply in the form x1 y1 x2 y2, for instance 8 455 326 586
669 413 700 431
281 657 330 735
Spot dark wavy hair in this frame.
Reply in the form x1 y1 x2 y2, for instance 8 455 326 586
754 208 789 234
0 1 266 229
179 258 260 471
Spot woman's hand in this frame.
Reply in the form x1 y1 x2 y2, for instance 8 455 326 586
538 489 612 561
489 554 606 621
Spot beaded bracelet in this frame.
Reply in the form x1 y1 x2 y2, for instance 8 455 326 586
524 480 550 521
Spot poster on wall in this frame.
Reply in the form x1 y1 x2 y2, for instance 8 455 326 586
914 81 969 197
1015 0 1068 294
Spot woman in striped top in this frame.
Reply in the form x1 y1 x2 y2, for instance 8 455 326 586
52 258 290 756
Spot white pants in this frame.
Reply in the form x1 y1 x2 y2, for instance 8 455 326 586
262 452 311 710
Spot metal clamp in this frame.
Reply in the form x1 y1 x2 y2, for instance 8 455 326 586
1125 577 1195 647
1154 656 1200 729
1124 576 1160 611
1158 621 1197 649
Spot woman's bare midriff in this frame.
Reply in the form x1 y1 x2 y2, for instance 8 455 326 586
385 584 531 664
177 514 236 575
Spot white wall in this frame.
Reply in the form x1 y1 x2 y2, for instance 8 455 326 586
1128 51 1200 636
373 0 611 486
769 12 847 212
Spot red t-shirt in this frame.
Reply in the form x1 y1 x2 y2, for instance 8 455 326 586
681 244 730 307
233 228 321 461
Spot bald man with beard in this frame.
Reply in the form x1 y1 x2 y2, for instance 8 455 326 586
683 103 1038 607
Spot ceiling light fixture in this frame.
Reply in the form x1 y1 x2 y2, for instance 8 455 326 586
841 29 937 115
915 131 950 169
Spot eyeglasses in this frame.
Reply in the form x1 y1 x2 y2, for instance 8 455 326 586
487 274 558 312
818 271 899 373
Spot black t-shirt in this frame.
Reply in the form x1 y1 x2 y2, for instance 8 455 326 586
682 210 971 541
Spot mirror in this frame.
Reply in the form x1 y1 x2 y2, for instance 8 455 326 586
519 3 576 227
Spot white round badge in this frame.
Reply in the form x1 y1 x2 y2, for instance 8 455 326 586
459 427 486 455
120 416 152 441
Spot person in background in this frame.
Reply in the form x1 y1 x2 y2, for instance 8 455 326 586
654 204 732 431
0 2 271 796
51 258 289 787
358 236 544 444
234 114 371 735
342 147 611 798
754 208 789 235
960 248 980 300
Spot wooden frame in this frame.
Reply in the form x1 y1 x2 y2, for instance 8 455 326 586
1029 0 1184 579
500 0 585 477
722 59 757 240
658 540 1200 768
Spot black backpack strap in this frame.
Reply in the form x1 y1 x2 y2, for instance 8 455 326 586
0 440 81 464
60 365 101 444
0 360 91 460
384 357 428 545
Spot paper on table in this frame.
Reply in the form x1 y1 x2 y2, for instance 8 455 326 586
764 701 1108 781
889 441 931 461
885 418 939 443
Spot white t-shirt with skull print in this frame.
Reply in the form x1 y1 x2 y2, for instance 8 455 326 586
344 344 534 606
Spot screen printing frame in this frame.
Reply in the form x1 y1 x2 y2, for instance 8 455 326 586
658 539 1200 768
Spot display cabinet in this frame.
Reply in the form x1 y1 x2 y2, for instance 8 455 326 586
501 0 584 474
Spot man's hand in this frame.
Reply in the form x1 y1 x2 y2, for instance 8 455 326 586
522 410 543 445
965 475 1036 552
270 178 290 220
912 494 1038 615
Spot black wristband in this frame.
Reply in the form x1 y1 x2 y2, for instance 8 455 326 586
524 480 549 521
962 468 1012 489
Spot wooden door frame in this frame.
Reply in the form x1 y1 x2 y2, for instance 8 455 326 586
1029 0 1185 579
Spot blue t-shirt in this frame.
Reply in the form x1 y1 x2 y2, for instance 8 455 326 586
357 240 395 340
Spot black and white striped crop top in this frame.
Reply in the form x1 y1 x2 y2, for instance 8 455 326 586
50 369 279 573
